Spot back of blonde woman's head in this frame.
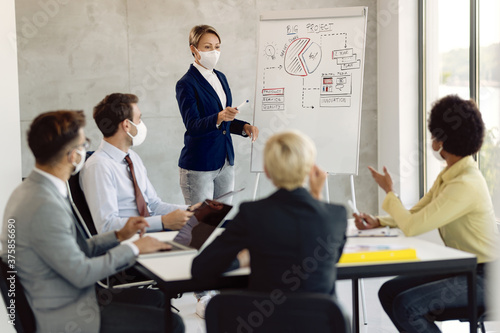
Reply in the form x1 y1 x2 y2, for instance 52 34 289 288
264 130 316 190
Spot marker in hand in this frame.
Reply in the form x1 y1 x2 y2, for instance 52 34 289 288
236 100 249 110
348 199 367 226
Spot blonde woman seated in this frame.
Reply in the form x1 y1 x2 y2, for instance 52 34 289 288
192 130 347 295
354 95 498 333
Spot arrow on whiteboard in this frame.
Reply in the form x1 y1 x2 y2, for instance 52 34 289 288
263 66 278 86
301 91 314 109
301 79 316 108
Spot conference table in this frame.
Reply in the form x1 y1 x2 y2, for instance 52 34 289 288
132 230 478 333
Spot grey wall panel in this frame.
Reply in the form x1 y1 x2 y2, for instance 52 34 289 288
16 0 378 217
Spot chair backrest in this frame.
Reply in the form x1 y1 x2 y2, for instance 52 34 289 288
205 291 351 333
67 151 98 235
0 259 36 333
433 305 486 322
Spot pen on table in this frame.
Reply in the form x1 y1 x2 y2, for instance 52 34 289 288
235 100 249 110
382 226 391 236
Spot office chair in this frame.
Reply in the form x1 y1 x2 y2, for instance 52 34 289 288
0 259 36 333
67 151 98 235
434 304 487 333
205 291 351 333
67 151 154 289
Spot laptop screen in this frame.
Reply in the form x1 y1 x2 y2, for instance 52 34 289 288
173 199 232 250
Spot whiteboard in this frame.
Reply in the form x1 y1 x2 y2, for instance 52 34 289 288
250 7 368 174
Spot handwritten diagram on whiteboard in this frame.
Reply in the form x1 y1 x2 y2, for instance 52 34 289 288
251 7 368 174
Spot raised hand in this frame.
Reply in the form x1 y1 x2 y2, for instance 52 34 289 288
368 166 394 194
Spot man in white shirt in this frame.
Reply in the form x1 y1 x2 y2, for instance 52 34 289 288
80 93 199 233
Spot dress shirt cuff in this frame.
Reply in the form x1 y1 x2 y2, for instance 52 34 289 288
216 122 221 129
146 215 164 232
124 242 140 256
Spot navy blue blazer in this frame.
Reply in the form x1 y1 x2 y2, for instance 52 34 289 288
191 187 347 295
176 64 248 171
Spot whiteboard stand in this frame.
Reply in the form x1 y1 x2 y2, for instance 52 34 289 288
325 174 368 326
252 172 261 200
323 174 357 206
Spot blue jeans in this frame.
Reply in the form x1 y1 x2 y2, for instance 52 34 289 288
379 264 486 333
179 159 235 205
179 160 234 299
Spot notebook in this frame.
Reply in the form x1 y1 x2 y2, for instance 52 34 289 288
140 189 243 257
338 244 418 263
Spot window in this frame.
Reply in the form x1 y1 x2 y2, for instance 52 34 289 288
421 0 499 220
478 0 500 220
424 0 470 190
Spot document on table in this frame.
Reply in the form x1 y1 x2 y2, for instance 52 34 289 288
347 227 398 237
346 220 399 237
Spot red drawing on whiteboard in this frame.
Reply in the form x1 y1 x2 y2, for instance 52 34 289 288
284 38 322 76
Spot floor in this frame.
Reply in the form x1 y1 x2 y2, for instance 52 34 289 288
173 277 499 333
1 277 497 332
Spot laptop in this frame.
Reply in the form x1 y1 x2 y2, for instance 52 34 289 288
140 188 243 257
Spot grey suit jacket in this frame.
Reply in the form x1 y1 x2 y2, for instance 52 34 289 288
0 171 136 333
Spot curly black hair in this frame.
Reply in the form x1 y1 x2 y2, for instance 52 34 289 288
428 95 484 156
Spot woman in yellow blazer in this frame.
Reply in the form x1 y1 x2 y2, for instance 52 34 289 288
355 95 498 333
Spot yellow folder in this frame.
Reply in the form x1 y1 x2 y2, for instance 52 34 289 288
339 247 418 263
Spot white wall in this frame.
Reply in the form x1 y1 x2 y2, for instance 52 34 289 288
377 0 419 209
377 0 441 244
0 1 22 247
0 1 22 332
14 0 379 216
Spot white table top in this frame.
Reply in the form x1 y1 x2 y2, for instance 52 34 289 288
135 229 475 283
338 236 475 266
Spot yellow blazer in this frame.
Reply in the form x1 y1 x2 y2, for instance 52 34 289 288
379 156 498 263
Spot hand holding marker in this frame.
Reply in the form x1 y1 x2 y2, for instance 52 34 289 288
235 100 256 142
348 199 368 230
348 199 390 235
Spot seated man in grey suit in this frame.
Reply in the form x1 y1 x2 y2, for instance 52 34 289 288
192 130 347 295
0 110 184 333
80 93 199 233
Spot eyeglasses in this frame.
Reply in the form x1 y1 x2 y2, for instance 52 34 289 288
72 137 91 151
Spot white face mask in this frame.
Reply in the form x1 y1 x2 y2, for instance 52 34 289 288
196 48 220 71
127 120 148 146
71 148 86 176
432 145 445 162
